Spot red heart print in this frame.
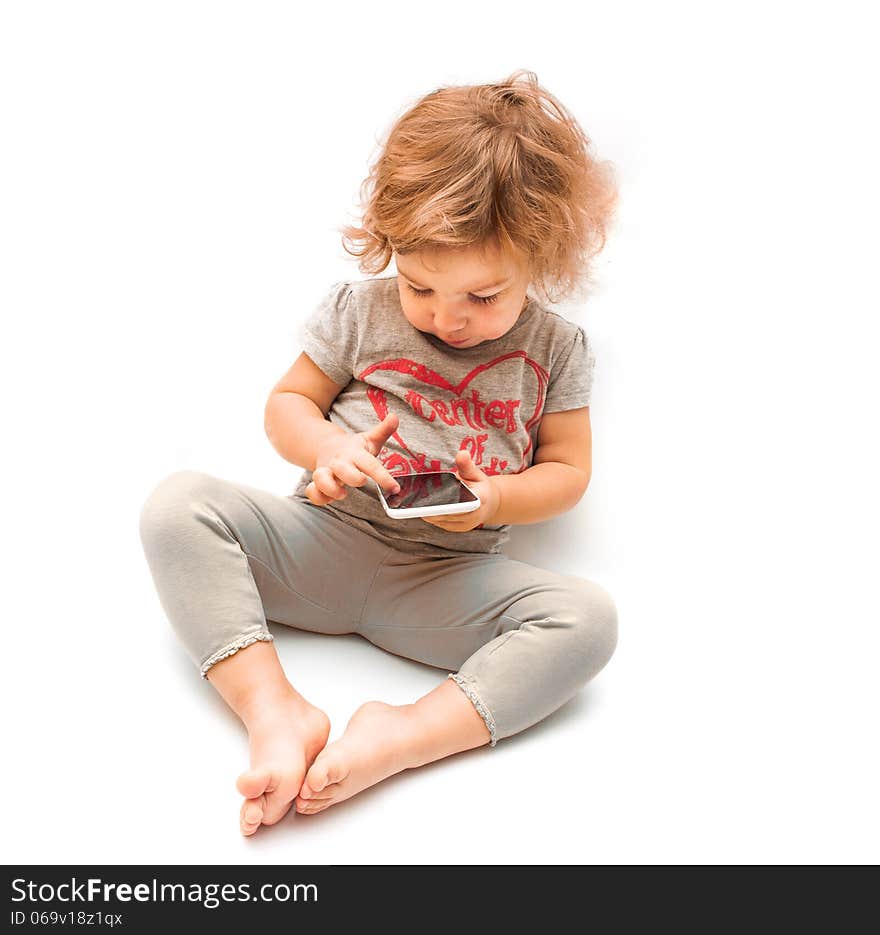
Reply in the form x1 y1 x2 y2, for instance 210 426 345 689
357 351 549 474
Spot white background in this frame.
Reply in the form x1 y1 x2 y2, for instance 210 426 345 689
2 1 878 865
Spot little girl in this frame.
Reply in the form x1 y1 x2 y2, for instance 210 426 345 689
139 69 620 836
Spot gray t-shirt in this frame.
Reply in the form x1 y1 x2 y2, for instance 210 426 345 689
290 275 595 556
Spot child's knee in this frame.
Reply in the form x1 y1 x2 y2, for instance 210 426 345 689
138 469 219 552
580 579 619 674
561 578 618 682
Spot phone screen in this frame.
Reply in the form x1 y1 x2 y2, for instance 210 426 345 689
382 471 478 510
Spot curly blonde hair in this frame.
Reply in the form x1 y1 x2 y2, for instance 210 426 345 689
338 69 619 305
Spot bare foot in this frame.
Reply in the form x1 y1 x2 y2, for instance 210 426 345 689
236 692 331 835
294 701 421 815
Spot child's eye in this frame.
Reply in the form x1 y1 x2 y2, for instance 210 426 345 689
407 284 500 305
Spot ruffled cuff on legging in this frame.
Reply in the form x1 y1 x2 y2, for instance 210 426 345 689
200 632 275 679
448 672 497 747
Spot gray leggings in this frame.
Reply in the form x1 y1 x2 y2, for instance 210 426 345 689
138 470 618 746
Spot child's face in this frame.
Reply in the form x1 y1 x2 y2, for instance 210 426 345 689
394 242 531 349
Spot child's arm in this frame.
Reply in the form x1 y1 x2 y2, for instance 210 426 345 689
264 352 401 502
264 352 349 470
490 407 592 525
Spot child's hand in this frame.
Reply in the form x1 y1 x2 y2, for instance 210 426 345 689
420 450 501 533
305 412 402 507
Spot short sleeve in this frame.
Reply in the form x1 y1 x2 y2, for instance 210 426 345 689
295 281 359 386
543 326 596 413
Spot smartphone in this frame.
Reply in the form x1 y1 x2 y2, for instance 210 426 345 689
374 471 481 519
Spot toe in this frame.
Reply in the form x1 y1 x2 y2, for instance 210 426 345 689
257 769 300 826
295 793 329 811
304 748 346 795
296 799 328 815
240 799 263 835
238 769 271 833
260 793 295 826
237 766 272 799
237 765 297 827
242 799 264 824
302 762 326 796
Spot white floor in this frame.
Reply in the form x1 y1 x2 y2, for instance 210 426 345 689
3 2 878 866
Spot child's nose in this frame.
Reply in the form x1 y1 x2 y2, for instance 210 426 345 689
433 305 467 332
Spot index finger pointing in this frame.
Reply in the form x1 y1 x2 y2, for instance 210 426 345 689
353 451 400 494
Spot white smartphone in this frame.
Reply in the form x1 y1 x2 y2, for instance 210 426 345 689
374 471 481 519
